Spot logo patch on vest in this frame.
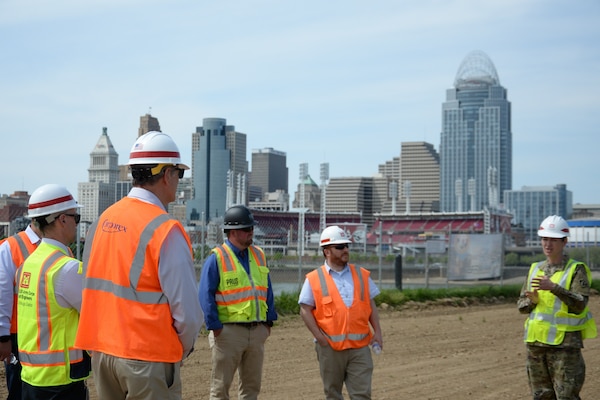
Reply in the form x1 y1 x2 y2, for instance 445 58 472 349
225 277 239 287
101 219 127 233
20 272 31 289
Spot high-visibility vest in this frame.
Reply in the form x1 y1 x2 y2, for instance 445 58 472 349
213 243 269 323
75 197 192 363
307 264 373 351
17 242 89 386
524 259 597 345
5 230 39 334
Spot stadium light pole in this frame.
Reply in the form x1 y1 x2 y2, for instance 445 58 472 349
298 163 308 287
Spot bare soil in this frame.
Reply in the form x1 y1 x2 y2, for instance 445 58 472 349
2 297 599 399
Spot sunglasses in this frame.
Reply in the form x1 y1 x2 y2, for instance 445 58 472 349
170 167 185 179
63 213 81 224
332 243 349 250
240 226 254 233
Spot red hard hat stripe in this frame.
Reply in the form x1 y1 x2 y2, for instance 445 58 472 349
129 151 180 159
28 194 74 210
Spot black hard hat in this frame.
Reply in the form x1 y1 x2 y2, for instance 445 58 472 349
223 205 256 229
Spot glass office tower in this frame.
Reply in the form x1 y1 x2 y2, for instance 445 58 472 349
187 118 248 221
440 50 512 212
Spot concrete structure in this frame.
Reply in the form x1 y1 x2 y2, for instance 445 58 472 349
572 204 600 219
325 177 375 227
78 127 119 224
138 113 161 137
0 191 30 238
292 175 320 212
249 147 288 202
400 142 440 213
440 50 512 212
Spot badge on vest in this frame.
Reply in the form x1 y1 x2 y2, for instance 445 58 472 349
225 277 239 287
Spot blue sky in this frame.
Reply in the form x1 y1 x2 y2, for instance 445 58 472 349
1 0 599 205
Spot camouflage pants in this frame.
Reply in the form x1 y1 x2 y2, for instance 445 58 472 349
526 345 585 400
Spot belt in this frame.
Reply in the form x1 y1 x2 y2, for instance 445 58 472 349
228 322 266 328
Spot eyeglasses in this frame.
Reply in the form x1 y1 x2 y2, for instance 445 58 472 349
63 213 81 224
332 243 349 250
240 226 254 233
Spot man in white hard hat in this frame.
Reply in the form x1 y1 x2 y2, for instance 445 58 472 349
15 184 90 399
518 215 597 399
75 131 203 399
298 225 383 400
0 207 41 400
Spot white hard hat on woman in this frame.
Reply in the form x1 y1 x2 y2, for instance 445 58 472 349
537 215 570 239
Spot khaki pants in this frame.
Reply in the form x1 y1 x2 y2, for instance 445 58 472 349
208 323 270 400
91 351 182 400
315 344 373 400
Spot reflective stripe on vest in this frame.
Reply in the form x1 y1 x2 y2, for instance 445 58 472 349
83 214 170 304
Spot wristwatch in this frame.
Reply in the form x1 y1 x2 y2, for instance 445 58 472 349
0 335 10 343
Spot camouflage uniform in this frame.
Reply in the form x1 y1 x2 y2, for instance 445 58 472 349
517 256 591 400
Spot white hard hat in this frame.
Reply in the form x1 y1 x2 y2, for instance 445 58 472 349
320 226 352 247
28 184 82 218
537 215 570 238
128 131 189 170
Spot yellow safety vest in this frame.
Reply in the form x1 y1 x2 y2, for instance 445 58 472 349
213 243 269 323
17 242 89 387
524 259 597 345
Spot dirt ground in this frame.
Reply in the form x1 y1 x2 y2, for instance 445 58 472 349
2 297 599 399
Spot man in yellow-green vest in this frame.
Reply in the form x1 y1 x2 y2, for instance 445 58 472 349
518 215 597 400
17 184 90 399
199 205 278 400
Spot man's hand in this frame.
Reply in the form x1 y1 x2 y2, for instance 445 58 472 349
0 340 12 362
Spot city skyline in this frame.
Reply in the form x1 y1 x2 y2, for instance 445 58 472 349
1 1 599 204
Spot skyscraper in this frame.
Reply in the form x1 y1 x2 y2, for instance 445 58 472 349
138 113 161 137
78 127 120 223
187 118 248 221
440 50 512 212
400 142 440 213
249 147 288 201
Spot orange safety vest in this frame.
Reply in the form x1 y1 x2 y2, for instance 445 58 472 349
5 230 39 334
75 197 192 363
306 264 373 351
